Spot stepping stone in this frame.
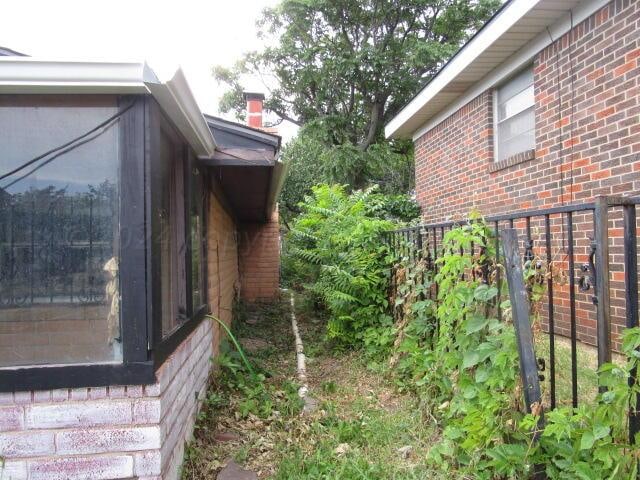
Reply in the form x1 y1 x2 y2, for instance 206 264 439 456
217 460 257 480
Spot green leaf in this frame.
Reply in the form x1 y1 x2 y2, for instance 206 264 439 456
593 423 610 440
463 350 481 369
474 284 498 302
465 314 489 334
580 431 595 450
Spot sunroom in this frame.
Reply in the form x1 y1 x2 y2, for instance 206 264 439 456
0 56 284 479
0 58 283 390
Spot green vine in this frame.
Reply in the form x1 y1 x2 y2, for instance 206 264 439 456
390 214 640 479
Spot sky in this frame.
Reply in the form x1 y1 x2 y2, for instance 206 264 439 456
0 0 298 141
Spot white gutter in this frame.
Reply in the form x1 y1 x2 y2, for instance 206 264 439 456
0 58 154 93
145 68 216 158
0 58 216 158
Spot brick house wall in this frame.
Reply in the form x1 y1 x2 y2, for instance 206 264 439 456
238 207 281 302
414 0 640 347
207 191 240 357
0 319 211 480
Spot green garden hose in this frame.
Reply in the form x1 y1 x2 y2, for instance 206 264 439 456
206 314 256 377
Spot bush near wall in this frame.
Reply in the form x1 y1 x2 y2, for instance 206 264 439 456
286 203 640 478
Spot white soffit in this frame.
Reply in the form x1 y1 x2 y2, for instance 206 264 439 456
385 0 609 140
0 58 216 158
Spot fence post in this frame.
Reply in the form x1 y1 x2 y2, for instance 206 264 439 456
623 203 639 445
501 229 544 413
501 229 545 479
594 196 612 367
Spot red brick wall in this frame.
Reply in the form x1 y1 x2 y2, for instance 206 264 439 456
238 207 281 302
207 191 240 357
416 0 640 223
414 0 640 347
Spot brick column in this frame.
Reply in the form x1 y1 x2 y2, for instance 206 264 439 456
238 207 281 302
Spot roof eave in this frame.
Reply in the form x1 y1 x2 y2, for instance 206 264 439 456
0 58 217 157
386 0 609 140
146 68 217 158
385 0 541 139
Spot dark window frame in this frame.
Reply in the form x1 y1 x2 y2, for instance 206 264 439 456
0 95 209 391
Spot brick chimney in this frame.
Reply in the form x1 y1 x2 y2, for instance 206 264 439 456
244 92 265 129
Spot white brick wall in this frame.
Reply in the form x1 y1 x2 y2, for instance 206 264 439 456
0 319 213 480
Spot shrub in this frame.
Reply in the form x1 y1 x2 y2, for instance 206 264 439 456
283 184 396 349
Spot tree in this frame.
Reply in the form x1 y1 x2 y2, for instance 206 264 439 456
215 0 501 150
214 0 501 220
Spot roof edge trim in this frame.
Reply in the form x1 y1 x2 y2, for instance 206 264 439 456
409 0 609 142
385 0 541 139
146 69 216 158
0 58 154 93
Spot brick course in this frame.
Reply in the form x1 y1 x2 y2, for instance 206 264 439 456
207 191 240 356
413 0 640 348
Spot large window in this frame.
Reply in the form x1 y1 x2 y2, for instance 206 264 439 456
0 95 208 390
154 114 208 342
190 165 205 312
494 67 535 162
159 129 187 338
0 96 121 367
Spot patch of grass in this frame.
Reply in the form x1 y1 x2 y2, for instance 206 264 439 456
535 333 600 406
273 394 441 480
181 293 447 479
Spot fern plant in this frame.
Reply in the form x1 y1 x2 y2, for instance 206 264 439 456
283 184 396 349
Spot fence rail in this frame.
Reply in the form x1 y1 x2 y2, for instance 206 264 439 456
385 195 640 442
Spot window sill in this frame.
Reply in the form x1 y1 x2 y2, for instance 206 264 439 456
154 304 210 368
0 361 156 392
489 149 535 173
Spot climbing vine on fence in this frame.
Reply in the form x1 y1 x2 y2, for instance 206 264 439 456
284 192 640 478
389 215 640 479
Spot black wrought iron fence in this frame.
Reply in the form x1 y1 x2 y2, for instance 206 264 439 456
385 195 640 437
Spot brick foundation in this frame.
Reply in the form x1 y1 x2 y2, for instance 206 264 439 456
0 319 212 480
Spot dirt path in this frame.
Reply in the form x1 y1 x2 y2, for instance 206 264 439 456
181 294 443 479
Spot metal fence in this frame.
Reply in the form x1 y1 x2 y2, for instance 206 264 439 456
385 196 639 438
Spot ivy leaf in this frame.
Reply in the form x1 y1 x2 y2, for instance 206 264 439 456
465 314 489 334
601 391 616 404
593 423 610 441
574 462 599 480
580 431 595 450
475 367 490 383
474 284 498 302
463 350 481 369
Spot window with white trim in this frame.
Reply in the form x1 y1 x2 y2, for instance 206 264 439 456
494 66 535 162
